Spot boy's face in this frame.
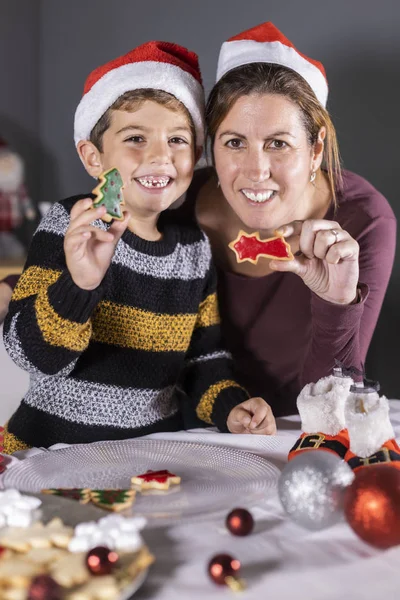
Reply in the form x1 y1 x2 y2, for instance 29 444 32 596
95 101 196 218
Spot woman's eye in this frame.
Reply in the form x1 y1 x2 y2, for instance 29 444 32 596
270 140 288 149
226 138 244 149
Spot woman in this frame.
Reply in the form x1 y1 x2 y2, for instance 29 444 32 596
178 22 396 418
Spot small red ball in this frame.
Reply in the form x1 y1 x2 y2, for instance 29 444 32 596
226 508 254 536
344 464 400 549
86 546 119 575
208 553 241 586
27 575 62 600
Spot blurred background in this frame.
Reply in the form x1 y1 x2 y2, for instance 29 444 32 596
0 0 399 402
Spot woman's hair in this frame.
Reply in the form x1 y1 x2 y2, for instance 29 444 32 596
206 63 342 204
90 89 196 151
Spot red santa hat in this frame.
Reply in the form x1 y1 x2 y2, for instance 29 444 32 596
74 41 205 146
216 22 328 107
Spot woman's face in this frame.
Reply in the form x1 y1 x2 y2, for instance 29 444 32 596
214 93 322 233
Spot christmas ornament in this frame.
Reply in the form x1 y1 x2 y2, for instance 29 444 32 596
92 167 125 222
229 230 293 264
27 575 62 600
279 450 354 530
344 464 400 548
86 546 119 575
226 508 254 536
208 553 245 590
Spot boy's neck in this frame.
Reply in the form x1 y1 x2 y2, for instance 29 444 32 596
127 213 162 241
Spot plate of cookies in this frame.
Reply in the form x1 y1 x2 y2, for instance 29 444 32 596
3 439 280 525
0 489 153 599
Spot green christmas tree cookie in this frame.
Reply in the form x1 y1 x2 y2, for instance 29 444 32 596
90 489 136 512
41 488 91 504
92 167 125 222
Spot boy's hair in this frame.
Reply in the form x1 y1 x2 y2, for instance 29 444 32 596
89 89 196 152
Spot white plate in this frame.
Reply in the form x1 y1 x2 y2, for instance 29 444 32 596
3 439 280 525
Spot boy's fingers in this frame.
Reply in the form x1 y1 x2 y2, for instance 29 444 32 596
69 197 94 220
108 211 130 237
69 204 107 232
66 225 114 245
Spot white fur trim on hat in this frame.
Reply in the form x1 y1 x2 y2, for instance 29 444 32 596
297 374 353 435
346 392 394 458
74 62 205 146
217 39 328 107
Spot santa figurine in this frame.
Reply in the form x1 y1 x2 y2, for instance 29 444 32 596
0 136 36 258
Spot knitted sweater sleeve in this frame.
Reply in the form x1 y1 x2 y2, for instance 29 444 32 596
3 200 104 376
179 254 249 432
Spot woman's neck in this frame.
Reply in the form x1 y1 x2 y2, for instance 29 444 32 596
196 170 332 278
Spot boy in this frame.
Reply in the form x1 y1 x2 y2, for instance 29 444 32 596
3 41 275 452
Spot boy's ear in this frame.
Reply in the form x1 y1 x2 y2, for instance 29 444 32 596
195 146 203 165
76 140 104 178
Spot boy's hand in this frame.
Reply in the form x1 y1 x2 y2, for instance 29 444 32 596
227 397 276 435
65 198 130 290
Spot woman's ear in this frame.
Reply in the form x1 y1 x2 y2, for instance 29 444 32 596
312 126 326 171
76 140 104 178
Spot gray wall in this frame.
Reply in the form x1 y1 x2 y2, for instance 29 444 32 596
3 0 400 394
0 0 40 201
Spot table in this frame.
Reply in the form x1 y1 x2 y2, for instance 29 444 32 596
3 402 400 600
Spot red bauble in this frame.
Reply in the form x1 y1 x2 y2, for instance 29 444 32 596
226 508 254 536
344 464 400 549
86 546 119 575
208 553 243 589
27 575 62 600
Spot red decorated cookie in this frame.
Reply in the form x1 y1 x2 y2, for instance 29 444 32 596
229 230 294 264
131 469 181 491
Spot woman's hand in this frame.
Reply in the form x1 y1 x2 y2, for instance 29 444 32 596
227 397 276 435
0 281 13 325
65 198 129 291
270 219 359 305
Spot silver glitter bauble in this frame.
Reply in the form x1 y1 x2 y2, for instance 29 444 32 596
278 451 354 530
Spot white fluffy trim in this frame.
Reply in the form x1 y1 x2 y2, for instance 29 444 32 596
74 61 205 146
297 374 353 435
346 392 394 458
216 39 328 107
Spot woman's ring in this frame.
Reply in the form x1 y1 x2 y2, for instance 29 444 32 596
331 229 340 244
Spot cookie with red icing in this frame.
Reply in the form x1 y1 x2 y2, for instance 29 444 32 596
229 230 294 265
131 469 181 491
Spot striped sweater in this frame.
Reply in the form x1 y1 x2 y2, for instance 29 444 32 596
3 195 248 452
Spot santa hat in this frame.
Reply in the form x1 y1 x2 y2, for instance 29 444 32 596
216 22 328 107
74 41 205 146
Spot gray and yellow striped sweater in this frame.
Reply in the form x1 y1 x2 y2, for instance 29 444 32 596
3 194 248 453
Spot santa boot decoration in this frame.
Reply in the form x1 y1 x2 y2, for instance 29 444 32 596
288 366 353 461
345 382 400 471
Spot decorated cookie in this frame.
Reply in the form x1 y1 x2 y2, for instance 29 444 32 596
68 575 120 600
131 469 181 491
229 230 294 264
41 488 91 504
92 167 125 222
90 489 136 512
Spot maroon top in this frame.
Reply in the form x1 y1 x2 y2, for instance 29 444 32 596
181 169 397 416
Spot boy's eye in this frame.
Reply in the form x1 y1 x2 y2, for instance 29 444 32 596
125 135 144 143
226 138 244 149
169 137 188 145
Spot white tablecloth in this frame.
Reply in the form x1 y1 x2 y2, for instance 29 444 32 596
3 402 400 600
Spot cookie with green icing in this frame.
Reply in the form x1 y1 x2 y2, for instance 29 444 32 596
41 488 91 504
90 489 136 512
92 167 125 222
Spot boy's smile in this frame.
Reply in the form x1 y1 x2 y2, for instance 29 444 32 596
99 101 196 223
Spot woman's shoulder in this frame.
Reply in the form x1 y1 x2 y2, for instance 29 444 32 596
338 170 396 222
